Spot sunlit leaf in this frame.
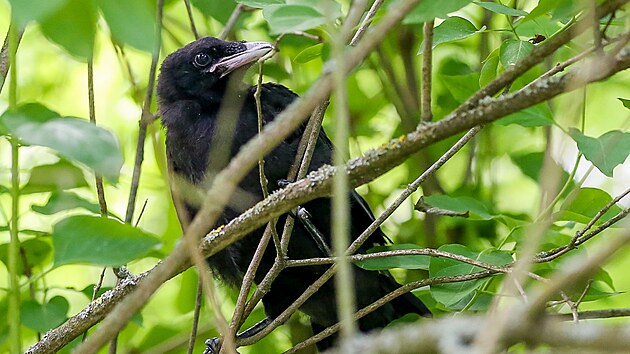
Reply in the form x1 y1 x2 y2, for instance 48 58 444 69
8 0 68 26
263 2 341 35
21 160 89 194
1 103 123 182
479 49 499 87
568 129 630 177
556 188 623 224
98 0 156 52
39 0 97 60
474 1 528 16
190 0 238 24
500 39 534 67
21 296 69 333
237 0 284 7
80 285 113 299
0 239 52 275
293 43 324 63
32 191 101 215
521 0 575 23
53 215 160 267
404 0 473 24
419 16 485 54
495 103 554 127
440 72 480 103
618 98 630 110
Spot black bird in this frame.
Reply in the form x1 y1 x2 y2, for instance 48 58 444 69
157 37 430 353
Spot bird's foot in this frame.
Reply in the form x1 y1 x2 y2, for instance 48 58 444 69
277 178 293 188
203 338 221 354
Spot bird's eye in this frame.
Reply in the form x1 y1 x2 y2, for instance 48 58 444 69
193 52 211 68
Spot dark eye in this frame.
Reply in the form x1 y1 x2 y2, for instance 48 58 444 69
193 52 211 68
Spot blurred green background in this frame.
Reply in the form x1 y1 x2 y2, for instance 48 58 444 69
1 0 630 353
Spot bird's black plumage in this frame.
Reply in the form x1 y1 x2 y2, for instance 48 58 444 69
157 36 430 352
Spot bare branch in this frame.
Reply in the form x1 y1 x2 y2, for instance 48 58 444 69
219 4 244 40
421 20 434 122
183 0 199 39
124 0 164 224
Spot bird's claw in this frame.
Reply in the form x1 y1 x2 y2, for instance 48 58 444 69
203 338 241 354
277 179 293 188
203 337 221 354
296 206 311 220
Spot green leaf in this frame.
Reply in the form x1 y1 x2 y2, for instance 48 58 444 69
404 0 473 24
1 103 123 182
9 0 69 26
32 191 101 215
80 285 113 300
21 296 69 333
556 187 623 224
98 0 156 52
52 215 160 267
581 282 622 302
474 1 528 16
263 1 341 35
39 0 97 59
510 151 544 181
21 160 89 194
191 0 238 24
419 16 484 54
355 244 430 270
500 39 534 67
618 98 630 110
479 49 499 87
495 103 554 127
423 195 494 220
293 43 324 64
0 239 52 275
429 244 511 307
520 0 574 24
237 0 284 7
568 129 630 177
440 72 480 103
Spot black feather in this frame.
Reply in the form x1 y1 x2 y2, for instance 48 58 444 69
157 36 430 351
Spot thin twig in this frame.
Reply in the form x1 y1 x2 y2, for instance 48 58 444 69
187 277 203 354
421 20 434 122
239 101 328 323
183 0 199 39
350 0 385 46
0 25 23 93
219 4 244 40
7 22 21 354
287 270 497 352
224 222 276 351
124 0 164 224
347 126 482 256
526 233 630 323
83 268 107 342
536 206 630 263
570 186 630 245
555 307 630 320
87 57 109 215
286 249 508 273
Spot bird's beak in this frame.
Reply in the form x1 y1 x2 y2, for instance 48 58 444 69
209 42 274 78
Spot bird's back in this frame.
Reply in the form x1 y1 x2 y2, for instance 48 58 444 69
162 81 430 351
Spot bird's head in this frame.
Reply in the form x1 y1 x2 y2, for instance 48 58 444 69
157 37 274 104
